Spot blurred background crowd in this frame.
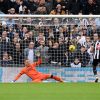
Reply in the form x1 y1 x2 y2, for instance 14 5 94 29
0 0 100 15
0 17 100 67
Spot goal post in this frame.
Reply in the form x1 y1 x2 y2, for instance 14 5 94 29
0 15 100 82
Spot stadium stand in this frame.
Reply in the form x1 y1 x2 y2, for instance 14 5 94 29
0 16 100 67
0 0 100 15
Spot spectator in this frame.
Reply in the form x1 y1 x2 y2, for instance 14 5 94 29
50 4 65 15
13 32 21 43
48 42 61 65
58 37 67 66
36 32 45 47
6 17 15 28
68 0 81 14
8 8 16 14
75 45 90 67
11 42 24 64
71 58 81 67
36 40 49 64
45 0 53 14
81 0 100 14
27 0 37 14
93 33 99 42
87 45 94 66
20 27 28 39
0 31 10 43
78 30 86 46
0 0 100 14
0 31 11 59
21 32 30 49
24 42 36 63
0 52 13 67
84 35 92 50
34 4 47 14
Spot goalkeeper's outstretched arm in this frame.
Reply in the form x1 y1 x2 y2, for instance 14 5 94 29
12 70 24 82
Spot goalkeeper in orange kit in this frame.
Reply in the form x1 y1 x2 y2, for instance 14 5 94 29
12 53 63 82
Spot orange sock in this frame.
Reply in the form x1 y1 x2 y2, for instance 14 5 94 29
52 76 63 82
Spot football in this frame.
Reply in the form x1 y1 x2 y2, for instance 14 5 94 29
69 45 76 52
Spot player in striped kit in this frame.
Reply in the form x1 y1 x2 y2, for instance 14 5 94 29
92 33 100 82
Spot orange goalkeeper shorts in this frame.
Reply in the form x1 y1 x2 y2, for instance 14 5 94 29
32 74 51 82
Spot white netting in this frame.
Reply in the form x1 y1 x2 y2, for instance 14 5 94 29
0 15 100 68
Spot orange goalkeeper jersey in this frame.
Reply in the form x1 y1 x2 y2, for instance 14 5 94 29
14 58 42 81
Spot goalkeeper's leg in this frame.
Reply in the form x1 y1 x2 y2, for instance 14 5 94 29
50 75 63 82
42 74 63 82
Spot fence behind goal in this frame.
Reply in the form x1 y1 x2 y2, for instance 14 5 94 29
0 15 100 82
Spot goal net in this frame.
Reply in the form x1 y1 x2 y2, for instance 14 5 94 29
0 15 100 82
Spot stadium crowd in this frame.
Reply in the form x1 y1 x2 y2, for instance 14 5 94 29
0 17 100 67
0 0 100 15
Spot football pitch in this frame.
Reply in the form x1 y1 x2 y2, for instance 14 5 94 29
0 83 100 100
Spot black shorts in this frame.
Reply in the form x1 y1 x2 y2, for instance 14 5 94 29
93 59 100 66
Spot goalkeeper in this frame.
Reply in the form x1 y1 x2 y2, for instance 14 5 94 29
12 52 63 82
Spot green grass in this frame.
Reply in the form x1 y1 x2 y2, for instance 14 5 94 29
0 83 100 100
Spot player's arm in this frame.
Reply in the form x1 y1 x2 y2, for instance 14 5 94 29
32 52 42 67
12 69 24 82
32 57 42 67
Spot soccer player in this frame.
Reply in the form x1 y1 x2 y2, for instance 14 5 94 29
92 34 100 82
12 53 63 82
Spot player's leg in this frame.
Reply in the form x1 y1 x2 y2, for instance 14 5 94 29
32 79 42 83
93 59 99 82
50 75 63 82
42 74 63 82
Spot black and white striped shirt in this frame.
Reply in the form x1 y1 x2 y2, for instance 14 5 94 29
93 40 100 59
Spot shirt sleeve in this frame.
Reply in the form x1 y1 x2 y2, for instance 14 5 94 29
32 58 42 67
14 69 25 81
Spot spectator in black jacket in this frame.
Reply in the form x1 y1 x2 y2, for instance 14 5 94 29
76 45 90 67
81 0 100 14
48 42 60 65
11 42 24 64
68 0 81 14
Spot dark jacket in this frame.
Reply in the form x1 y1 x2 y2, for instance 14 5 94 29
68 0 81 14
81 0 100 14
